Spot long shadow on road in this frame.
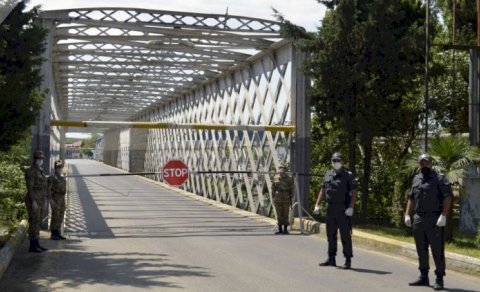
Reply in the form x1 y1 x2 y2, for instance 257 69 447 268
0 239 211 291
65 165 114 238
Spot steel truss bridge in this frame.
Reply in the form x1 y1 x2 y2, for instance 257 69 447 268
33 7 310 217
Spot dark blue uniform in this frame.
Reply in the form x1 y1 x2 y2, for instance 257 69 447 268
408 170 451 277
322 169 358 258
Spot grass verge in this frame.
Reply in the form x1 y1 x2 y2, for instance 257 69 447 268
355 223 480 258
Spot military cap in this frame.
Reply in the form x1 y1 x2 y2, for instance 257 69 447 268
331 152 343 161
33 150 44 159
417 153 432 162
54 160 64 168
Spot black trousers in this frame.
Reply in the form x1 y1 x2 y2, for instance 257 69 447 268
412 213 446 277
326 207 352 258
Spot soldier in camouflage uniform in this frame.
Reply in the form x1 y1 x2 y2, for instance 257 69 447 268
24 150 48 253
272 163 294 234
48 160 67 240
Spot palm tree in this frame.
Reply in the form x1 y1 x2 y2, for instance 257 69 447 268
402 135 480 241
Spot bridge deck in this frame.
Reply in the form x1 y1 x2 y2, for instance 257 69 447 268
1 160 479 291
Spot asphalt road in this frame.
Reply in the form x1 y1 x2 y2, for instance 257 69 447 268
1 160 479 292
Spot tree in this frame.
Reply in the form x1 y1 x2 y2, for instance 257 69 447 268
429 0 477 134
284 0 427 218
436 0 477 46
0 1 47 152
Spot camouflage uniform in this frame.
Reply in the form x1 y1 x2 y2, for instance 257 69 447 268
272 169 294 230
48 160 67 240
25 161 47 240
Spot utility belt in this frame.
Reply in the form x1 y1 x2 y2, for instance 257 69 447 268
415 211 441 216
52 191 66 196
326 199 349 207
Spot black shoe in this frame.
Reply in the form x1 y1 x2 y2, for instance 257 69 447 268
342 258 351 269
29 240 43 253
319 257 336 267
51 229 67 240
275 225 283 234
433 277 444 290
408 276 429 286
283 229 289 235
35 239 48 251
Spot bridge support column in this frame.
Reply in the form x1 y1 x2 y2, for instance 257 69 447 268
130 128 148 173
32 18 64 172
291 45 311 215
34 18 65 230
103 129 120 168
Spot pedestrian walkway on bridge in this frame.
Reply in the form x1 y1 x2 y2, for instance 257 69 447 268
0 160 479 291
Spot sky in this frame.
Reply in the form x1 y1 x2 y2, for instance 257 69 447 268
28 0 325 32
28 1 326 138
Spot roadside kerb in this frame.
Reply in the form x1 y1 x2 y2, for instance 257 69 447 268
0 220 27 280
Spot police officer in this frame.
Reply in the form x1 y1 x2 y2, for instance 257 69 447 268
24 150 48 253
48 160 67 240
313 153 358 269
404 153 452 290
272 163 294 234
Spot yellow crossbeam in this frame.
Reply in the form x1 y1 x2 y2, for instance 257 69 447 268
50 120 296 132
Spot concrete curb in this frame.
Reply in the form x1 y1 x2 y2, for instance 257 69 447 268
291 218 480 277
0 220 27 280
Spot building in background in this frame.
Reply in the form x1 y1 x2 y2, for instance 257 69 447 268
65 140 82 159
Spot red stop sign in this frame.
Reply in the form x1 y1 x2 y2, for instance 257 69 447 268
162 159 189 187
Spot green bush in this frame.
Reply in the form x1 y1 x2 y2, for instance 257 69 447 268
0 136 30 234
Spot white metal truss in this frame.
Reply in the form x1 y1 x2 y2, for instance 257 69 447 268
40 8 306 218
39 8 283 122
102 44 296 216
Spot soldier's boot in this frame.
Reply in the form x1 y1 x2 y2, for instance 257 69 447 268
282 225 289 235
51 230 61 240
319 256 336 267
433 276 444 290
35 239 48 251
408 272 429 286
51 230 66 240
29 240 43 253
57 231 67 240
342 257 351 269
275 224 283 235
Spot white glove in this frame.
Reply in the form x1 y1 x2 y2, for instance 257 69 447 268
313 205 320 215
436 214 447 227
404 215 412 227
345 207 354 216
32 200 38 211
